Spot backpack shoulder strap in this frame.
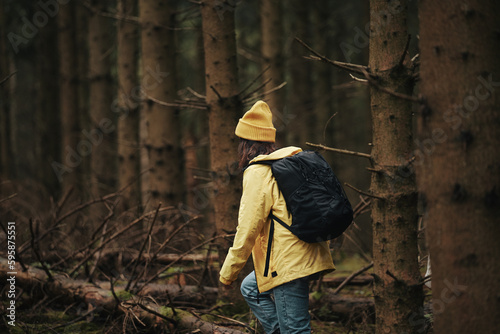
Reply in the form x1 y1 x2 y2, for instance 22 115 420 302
243 159 277 172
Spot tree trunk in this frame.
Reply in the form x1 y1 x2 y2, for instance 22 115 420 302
200 0 244 304
58 1 81 197
88 0 116 205
140 0 184 210
368 0 424 333
36 12 60 195
117 0 141 212
76 1 90 198
418 1 500 333
0 2 12 180
260 0 285 145
286 0 313 147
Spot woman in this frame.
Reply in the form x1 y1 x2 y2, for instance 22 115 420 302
220 100 335 333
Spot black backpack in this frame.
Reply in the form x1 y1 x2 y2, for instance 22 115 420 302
247 150 353 276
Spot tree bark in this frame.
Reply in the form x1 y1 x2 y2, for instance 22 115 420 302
76 0 90 197
88 0 117 205
140 0 184 209
418 1 500 333
368 0 424 333
117 0 141 212
260 0 286 145
200 0 245 304
286 0 313 147
0 2 12 180
58 1 81 197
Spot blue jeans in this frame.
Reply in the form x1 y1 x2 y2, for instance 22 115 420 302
241 271 311 334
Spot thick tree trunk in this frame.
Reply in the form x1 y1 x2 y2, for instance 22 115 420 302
117 0 141 212
286 0 313 147
0 2 12 180
140 0 184 209
260 0 285 145
58 1 81 197
311 0 333 147
88 0 116 204
418 1 500 333
200 0 244 304
76 1 90 197
36 13 60 195
368 0 424 333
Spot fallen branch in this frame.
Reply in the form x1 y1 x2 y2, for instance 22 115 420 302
0 258 246 334
306 142 372 161
334 262 374 295
321 275 373 288
68 206 175 276
0 193 18 205
310 291 374 323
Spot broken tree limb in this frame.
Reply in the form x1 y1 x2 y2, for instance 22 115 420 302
295 38 368 75
321 275 374 288
306 142 372 161
333 262 374 295
0 258 245 334
309 290 375 323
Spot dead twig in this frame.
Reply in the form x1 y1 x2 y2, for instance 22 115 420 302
361 68 420 103
136 233 235 294
69 206 175 276
306 142 372 161
344 183 384 201
242 81 287 105
238 65 270 97
145 93 207 110
0 193 17 205
296 38 368 75
122 300 178 325
29 218 53 281
131 216 200 291
126 203 161 291
0 71 17 86
334 262 374 294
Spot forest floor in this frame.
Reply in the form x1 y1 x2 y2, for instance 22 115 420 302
1 254 382 334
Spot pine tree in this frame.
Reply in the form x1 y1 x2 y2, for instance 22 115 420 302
418 0 500 332
368 0 424 332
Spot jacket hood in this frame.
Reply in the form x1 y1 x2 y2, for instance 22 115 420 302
251 146 302 163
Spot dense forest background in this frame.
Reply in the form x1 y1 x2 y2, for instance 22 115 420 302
1 0 499 333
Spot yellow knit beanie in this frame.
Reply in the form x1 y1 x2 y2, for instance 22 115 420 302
235 101 276 142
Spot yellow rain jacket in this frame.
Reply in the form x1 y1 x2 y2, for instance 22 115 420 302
220 146 335 292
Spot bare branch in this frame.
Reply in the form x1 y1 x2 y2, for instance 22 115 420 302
296 38 368 75
242 81 287 106
306 142 372 160
349 73 368 83
126 203 162 291
145 94 207 110
29 218 53 281
334 262 374 294
398 34 412 68
0 71 17 86
344 183 384 200
209 85 223 101
0 193 17 205
361 68 421 103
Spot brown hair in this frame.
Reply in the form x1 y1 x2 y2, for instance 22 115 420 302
238 139 277 169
